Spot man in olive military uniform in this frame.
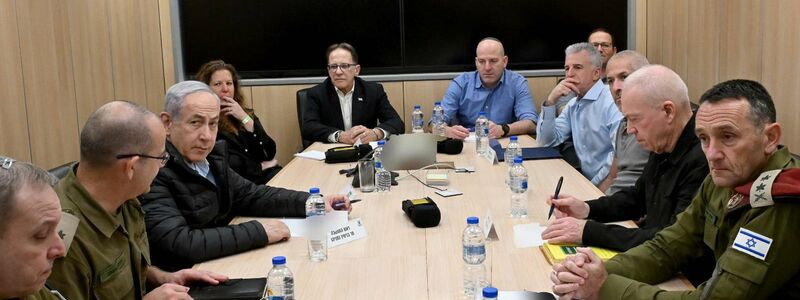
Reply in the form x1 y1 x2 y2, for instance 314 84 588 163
48 101 228 300
550 79 800 299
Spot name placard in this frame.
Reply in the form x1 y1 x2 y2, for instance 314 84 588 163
329 218 368 248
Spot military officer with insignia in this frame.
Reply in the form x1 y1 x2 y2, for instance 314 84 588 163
550 79 800 299
48 101 228 300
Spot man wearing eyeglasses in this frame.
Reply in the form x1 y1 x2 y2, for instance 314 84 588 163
49 101 229 300
302 42 404 144
140 81 351 271
588 28 617 78
437 37 538 140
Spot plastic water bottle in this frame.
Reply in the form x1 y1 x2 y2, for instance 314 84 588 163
375 161 391 192
373 140 385 165
463 216 488 297
476 127 489 155
431 102 446 137
504 136 521 166
475 111 488 137
305 187 325 216
483 286 498 299
267 256 294 300
412 105 424 133
509 157 529 218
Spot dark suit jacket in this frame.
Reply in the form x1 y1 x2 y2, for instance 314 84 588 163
302 77 404 143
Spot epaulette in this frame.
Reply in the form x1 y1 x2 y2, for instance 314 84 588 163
734 168 800 207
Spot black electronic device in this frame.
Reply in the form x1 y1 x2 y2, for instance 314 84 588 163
437 138 464 154
188 278 266 300
324 144 373 164
402 197 441 228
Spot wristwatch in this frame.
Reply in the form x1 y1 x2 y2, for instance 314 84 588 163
501 124 510 137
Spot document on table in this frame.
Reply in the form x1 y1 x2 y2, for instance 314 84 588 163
294 150 326 160
282 211 349 237
513 222 546 248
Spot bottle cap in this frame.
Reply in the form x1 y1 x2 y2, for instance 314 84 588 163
478 111 486 116
414 105 421 109
272 256 286 265
434 101 441 105
482 286 498 298
467 216 479 224
375 161 382 169
510 135 518 141
377 140 385 146
514 157 523 164
309 187 320 194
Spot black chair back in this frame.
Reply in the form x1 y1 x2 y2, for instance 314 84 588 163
296 88 313 149
48 161 76 180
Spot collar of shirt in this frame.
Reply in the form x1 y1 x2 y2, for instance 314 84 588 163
61 166 129 238
475 69 506 90
186 158 212 178
578 79 608 102
664 115 699 165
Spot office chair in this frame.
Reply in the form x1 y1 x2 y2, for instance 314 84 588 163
296 88 313 149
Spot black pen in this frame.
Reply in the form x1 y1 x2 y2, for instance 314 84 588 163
334 199 361 209
547 177 564 219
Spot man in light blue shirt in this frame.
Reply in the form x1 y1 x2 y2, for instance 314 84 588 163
438 38 538 140
538 43 622 185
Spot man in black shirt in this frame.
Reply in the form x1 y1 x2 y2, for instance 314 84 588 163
542 65 712 283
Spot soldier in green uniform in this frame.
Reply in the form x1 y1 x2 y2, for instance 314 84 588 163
0 157 66 300
47 101 228 300
550 79 800 299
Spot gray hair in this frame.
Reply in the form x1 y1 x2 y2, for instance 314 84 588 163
608 50 650 71
623 65 690 110
0 157 57 236
565 42 602 69
80 100 158 167
164 80 219 119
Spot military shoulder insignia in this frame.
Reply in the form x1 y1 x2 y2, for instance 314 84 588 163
749 169 781 208
56 212 80 253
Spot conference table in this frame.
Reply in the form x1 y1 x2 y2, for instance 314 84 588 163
194 135 693 299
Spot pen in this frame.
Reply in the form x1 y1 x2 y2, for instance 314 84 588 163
547 177 564 219
334 199 361 209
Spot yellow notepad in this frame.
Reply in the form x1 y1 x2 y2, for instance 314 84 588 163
540 243 619 265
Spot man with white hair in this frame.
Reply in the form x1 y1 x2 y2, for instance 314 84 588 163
538 42 622 185
542 64 712 284
141 81 351 271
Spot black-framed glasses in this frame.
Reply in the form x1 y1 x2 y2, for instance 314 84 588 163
326 63 357 72
116 153 170 166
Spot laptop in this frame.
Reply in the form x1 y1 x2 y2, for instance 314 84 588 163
381 133 437 171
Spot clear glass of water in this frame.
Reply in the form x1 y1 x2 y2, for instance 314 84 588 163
308 235 328 262
358 159 375 193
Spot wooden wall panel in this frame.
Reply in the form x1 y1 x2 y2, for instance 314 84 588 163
761 0 800 150
158 0 176 89
528 77 558 109
402 80 451 133
718 0 762 81
0 0 32 161
379 82 405 132
108 0 148 107
659 0 688 80
250 84 314 165
634 0 647 53
686 0 720 101
66 0 115 127
645 0 664 64
16 0 80 168
139 0 167 113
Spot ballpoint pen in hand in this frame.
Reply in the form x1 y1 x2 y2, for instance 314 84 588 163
547 177 564 219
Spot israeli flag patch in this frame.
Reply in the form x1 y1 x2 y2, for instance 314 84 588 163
732 227 772 260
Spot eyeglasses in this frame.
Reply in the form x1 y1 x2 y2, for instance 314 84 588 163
326 63 357 72
0 157 13 169
591 42 613 49
116 152 171 166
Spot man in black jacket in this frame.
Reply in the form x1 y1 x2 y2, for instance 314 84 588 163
141 81 350 271
541 65 713 284
302 42 404 144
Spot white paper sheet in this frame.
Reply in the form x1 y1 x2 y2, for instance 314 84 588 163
513 222 546 248
294 150 326 161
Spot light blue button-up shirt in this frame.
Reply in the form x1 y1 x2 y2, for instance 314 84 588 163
536 80 622 184
440 69 538 128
